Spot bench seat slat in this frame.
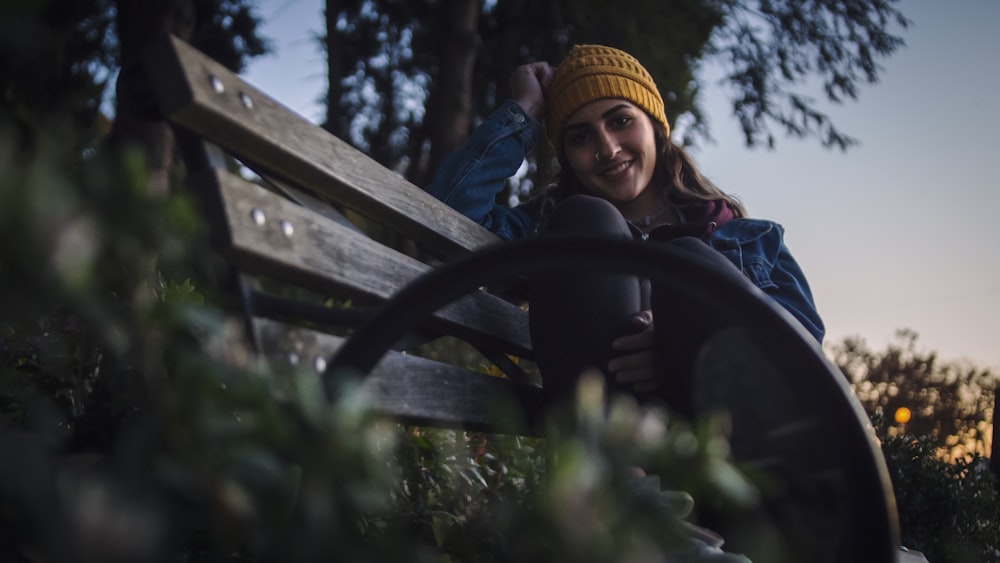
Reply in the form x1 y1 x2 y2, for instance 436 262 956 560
147 34 497 258
254 320 539 431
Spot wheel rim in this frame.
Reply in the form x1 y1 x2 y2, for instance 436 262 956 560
326 235 899 561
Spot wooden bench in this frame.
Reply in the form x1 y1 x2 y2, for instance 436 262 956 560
145 34 544 432
144 34 900 562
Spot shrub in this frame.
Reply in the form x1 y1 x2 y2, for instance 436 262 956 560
874 413 1000 562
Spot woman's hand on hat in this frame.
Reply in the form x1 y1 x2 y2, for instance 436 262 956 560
608 310 662 393
511 62 555 121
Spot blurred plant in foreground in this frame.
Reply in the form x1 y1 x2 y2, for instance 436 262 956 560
0 120 754 562
3 119 998 563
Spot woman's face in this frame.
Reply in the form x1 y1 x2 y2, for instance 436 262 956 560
561 98 659 209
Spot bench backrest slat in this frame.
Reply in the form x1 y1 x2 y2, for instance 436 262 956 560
207 168 532 356
147 34 499 259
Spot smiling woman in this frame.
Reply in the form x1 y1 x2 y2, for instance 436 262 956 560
426 44 824 408
423 44 840 560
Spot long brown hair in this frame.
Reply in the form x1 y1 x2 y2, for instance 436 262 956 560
549 114 747 218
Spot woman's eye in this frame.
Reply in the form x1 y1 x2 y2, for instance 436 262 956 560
612 115 632 128
566 132 588 146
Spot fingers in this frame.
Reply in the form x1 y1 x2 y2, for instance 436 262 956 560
534 62 556 90
609 310 659 392
511 62 555 120
630 309 653 329
612 324 654 353
608 347 660 393
514 61 554 87
608 349 658 380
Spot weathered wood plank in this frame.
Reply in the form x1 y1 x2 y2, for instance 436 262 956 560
254 319 540 432
146 34 498 259
211 169 532 356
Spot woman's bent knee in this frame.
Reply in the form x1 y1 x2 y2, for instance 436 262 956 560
543 194 630 235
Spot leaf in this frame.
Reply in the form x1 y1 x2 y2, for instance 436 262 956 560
431 514 453 547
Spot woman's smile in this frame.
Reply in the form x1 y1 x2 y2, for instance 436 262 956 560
598 159 635 178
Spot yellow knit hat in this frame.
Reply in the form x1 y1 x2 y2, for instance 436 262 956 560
545 44 668 154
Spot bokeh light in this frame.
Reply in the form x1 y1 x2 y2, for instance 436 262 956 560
894 407 911 424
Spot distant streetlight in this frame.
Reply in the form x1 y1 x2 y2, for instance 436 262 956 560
894 407 912 424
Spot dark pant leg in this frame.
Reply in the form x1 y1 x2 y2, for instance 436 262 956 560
649 236 761 418
529 195 644 406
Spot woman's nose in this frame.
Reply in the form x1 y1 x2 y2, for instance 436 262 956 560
595 131 620 161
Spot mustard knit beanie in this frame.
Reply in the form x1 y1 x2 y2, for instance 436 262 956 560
545 44 668 154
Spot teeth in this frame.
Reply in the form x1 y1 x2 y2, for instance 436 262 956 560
602 161 631 176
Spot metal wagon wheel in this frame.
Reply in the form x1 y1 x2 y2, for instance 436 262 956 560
327 236 899 563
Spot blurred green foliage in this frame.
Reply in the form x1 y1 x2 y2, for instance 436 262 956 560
0 114 757 562
2 115 1000 561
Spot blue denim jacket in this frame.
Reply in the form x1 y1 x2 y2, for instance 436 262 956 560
426 100 825 342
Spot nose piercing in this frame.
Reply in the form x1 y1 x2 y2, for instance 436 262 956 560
595 152 601 162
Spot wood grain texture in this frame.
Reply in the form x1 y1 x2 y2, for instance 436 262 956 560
214 169 531 356
254 319 540 432
146 34 499 259
146 34 540 431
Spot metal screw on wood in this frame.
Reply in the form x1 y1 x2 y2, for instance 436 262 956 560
209 75 224 94
250 208 266 226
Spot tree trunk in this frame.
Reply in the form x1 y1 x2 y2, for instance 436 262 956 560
412 0 480 187
109 0 195 196
324 0 347 136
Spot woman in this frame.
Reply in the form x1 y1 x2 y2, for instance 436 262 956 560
426 44 823 416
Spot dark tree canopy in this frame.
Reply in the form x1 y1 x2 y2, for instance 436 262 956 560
322 0 909 187
0 0 118 141
0 0 269 148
